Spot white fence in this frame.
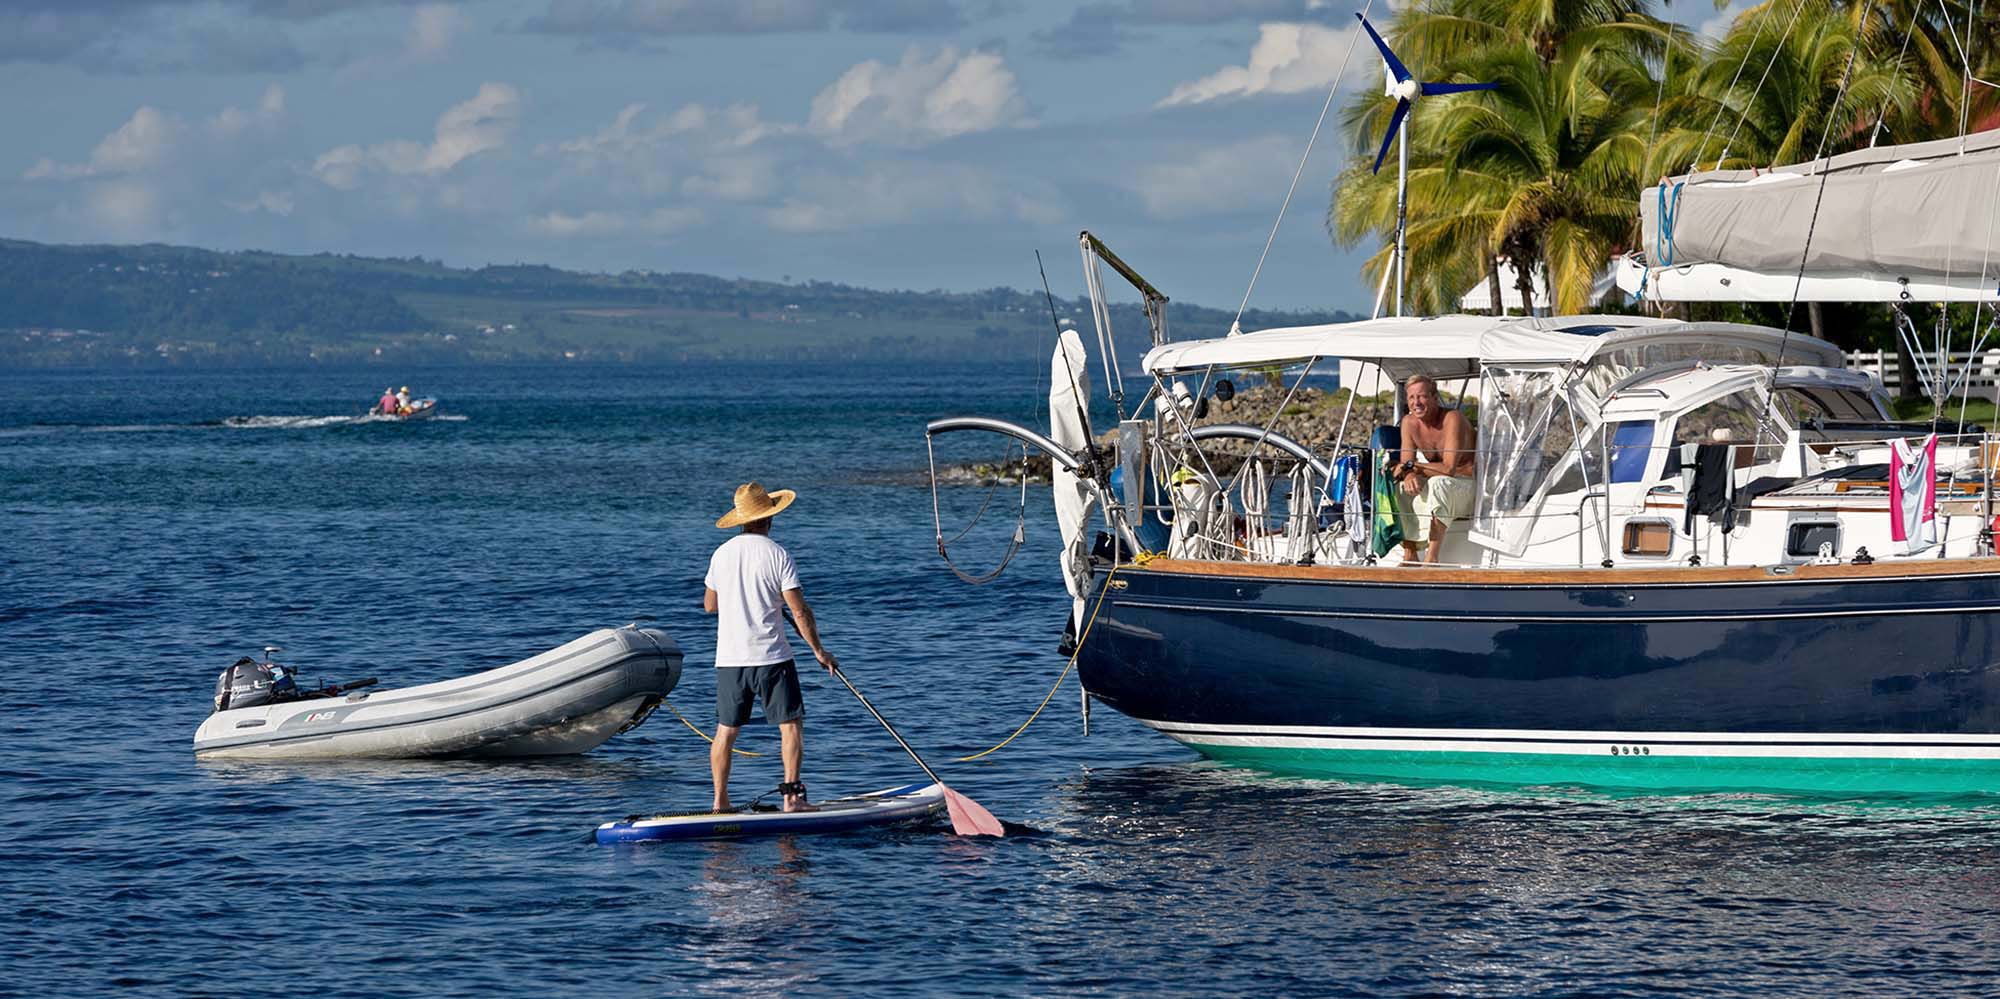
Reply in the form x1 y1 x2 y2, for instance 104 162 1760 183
1846 349 2000 394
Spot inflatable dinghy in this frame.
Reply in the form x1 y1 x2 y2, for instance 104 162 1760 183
594 783 946 843
193 626 682 760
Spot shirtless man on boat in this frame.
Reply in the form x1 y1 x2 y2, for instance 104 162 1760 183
1393 374 1476 564
704 481 838 813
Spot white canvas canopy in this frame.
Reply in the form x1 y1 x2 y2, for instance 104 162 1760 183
1630 129 2000 302
1477 320 1844 369
1142 315 1500 381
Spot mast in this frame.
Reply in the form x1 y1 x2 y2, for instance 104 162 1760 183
1395 121 1408 317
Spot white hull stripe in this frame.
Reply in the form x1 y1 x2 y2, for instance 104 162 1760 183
1138 719 2000 759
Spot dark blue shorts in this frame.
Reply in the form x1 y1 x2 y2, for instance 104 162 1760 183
716 660 804 728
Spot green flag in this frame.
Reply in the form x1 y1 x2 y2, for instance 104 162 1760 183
1370 446 1405 557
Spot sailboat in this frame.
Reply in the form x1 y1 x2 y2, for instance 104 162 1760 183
927 82 2000 792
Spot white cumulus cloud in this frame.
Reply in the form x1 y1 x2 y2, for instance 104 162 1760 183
313 82 520 189
26 105 180 180
1133 135 1304 218
808 46 1030 146
1159 22 1373 107
209 84 287 137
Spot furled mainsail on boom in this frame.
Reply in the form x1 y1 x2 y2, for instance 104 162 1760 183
1626 129 2000 302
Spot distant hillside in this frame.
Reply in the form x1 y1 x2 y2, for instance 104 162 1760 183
0 238 1362 368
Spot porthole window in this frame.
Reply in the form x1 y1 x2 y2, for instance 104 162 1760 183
1786 522 1840 559
1622 519 1674 558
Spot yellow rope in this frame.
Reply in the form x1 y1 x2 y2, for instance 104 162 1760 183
664 700 762 757
956 562 1124 762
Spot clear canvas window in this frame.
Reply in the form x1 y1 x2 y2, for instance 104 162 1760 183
1474 365 1575 555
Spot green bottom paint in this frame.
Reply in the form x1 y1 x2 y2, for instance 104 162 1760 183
1190 743 2000 796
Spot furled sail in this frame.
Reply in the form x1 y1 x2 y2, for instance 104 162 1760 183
1623 129 2000 302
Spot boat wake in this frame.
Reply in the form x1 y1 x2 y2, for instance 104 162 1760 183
223 414 363 429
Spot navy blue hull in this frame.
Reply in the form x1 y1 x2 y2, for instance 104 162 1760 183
1079 563 2000 740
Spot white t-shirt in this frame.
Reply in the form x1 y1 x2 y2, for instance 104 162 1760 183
704 533 802 668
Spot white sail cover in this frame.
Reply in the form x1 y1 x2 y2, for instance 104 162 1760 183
1049 330 1097 607
1630 129 2000 302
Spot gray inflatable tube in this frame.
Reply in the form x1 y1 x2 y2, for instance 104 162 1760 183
193 626 683 760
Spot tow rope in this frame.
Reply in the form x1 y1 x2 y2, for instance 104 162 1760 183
664 700 762 757
956 562 1126 762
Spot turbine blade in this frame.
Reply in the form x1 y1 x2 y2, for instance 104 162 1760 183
1355 14 1410 83
1421 81 1500 95
1371 99 1411 174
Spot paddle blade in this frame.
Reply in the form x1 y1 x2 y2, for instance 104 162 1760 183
942 785 1004 837
1371 99 1410 174
1355 14 1409 83
1421 80 1499 95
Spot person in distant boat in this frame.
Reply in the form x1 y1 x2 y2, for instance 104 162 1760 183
395 386 412 415
378 387 398 415
703 481 838 814
1394 374 1477 565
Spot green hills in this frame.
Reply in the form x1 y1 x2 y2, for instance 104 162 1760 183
0 238 1360 367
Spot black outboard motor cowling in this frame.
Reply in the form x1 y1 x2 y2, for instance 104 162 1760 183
213 657 295 713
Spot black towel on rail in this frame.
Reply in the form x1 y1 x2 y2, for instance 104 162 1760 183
1683 443 1735 535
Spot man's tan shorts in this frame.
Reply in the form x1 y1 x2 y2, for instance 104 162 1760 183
1404 474 1474 542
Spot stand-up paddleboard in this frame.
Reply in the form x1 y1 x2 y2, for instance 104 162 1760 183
594 782 945 844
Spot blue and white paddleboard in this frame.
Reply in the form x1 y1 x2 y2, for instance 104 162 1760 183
594 782 945 844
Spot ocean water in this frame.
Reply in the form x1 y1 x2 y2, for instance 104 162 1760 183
6 363 2000 998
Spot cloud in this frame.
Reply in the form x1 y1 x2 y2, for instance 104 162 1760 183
225 189 296 216
26 105 181 180
408 3 463 58
208 84 287 136
1159 21 1373 107
1132 134 1302 217
1033 0 1336 58
86 180 164 234
312 82 520 189
767 161 1063 233
521 0 965 38
0 3 309 73
1696 0 1754 40
808 47 1030 146
527 205 703 237
538 101 786 203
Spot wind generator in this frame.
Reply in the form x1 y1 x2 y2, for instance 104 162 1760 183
1356 13 1498 316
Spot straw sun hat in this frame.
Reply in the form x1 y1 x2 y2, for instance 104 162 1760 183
716 481 796 528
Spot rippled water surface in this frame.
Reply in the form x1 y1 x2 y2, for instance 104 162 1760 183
6 364 2000 997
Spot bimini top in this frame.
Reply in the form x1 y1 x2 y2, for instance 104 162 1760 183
1142 314 1661 380
1140 314 1838 379
1477 320 1845 369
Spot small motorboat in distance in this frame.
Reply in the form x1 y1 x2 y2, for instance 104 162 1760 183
193 626 682 760
374 397 439 421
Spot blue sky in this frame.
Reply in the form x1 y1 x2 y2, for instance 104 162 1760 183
0 1 1717 313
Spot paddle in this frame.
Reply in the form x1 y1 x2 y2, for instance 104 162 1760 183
828 665 1004 837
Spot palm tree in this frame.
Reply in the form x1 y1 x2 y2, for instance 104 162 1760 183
1649 0 1915 176
1330 0 1684 314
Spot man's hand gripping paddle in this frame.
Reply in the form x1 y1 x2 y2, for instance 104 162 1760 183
829 665 1004 837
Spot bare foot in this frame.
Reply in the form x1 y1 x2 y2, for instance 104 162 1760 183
712 800 731 813
783 795 818 813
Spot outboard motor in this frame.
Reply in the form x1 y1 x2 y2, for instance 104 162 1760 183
212 651 297 713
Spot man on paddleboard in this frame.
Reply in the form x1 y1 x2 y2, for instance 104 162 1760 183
704 481 838 813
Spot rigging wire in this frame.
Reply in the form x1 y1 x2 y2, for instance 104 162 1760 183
1869 2 1921 145
1716 0 1817 171
1230 0 1375 332
1766 1 1869 427
1693 0 1789 169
